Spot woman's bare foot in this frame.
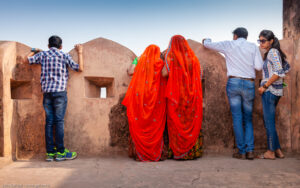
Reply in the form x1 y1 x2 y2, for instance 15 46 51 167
258 150 275 160
264 150 276 159
275 149 285 158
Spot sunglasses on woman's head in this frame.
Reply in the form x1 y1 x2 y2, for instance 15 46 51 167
257 39 268 44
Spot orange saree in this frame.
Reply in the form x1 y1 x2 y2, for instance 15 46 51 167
122 45 167 161
164 35 203 159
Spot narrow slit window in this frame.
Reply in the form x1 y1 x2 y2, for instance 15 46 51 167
100 87 107 98
84 77 114 98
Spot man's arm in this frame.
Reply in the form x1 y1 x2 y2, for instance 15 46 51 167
254 46 263 71
24 48 42 64
202 38 229 54
75 44 84 72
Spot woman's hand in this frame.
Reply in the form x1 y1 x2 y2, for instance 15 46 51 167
127 64 135 76
258 87 266 95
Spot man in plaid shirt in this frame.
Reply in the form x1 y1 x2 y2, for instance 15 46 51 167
25 35 84 161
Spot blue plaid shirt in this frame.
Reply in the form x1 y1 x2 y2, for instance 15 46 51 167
28 47 79 93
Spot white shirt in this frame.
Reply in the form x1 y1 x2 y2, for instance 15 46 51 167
203 38 263 78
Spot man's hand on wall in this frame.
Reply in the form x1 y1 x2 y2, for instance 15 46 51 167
202 38 211 45
75 44 84 72
33 48 43 53
23 48 42 64
75 44 83 54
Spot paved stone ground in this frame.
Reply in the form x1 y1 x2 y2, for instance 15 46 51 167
0 153 299 188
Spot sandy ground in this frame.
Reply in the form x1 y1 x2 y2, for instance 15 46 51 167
0 153 299 188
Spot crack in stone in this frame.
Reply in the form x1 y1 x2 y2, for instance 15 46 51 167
191 172 201 186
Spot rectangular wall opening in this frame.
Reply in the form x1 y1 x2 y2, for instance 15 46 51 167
84 77 114 98
10 79 32 99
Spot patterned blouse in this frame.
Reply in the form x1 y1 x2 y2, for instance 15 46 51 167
261 48 286 96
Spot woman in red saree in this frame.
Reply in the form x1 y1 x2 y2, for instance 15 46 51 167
122 45 167 161
163 35 203 160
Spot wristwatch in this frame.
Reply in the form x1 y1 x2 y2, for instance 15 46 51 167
31 48 41 54
263 84 269 89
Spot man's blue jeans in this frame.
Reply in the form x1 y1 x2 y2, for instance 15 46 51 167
226 78 255 154
43 91 67 153
262 91 281 151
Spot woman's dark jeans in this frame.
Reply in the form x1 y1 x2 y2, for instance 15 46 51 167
262 91 281 151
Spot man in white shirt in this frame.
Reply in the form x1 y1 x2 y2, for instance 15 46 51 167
203 27 263 160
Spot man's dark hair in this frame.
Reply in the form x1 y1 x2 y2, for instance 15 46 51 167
48 35 62 48
232 27 248 39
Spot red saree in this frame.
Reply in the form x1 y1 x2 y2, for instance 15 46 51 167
164 35 203 159
122 45 167 161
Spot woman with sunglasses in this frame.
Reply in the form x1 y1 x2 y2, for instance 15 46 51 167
257 30 290 160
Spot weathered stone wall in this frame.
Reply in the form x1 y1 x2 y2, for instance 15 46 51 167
13 43 45 159
290 39 300 153
187 40 234 152
0 42 4 156
283 0 300 153
0 42 17 158
0 42 44 159
64 38 136 155
0 41 7 157
283 0 300 39
283 38 300 153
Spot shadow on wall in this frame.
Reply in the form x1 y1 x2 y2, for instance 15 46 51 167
108 93 129 149
12 44 45 160
188 39 234 152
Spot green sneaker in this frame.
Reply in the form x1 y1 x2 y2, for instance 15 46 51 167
55 149 77 162
46 153 56 162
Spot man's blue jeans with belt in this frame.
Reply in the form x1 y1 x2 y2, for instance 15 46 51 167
43 91 67 154
226 78 255 154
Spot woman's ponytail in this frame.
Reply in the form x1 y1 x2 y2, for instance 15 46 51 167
259 30 286 61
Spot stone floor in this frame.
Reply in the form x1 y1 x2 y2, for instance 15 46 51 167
0 153 299 188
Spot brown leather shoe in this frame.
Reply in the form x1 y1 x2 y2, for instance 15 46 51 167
232 152 246 160
246 152 254 160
